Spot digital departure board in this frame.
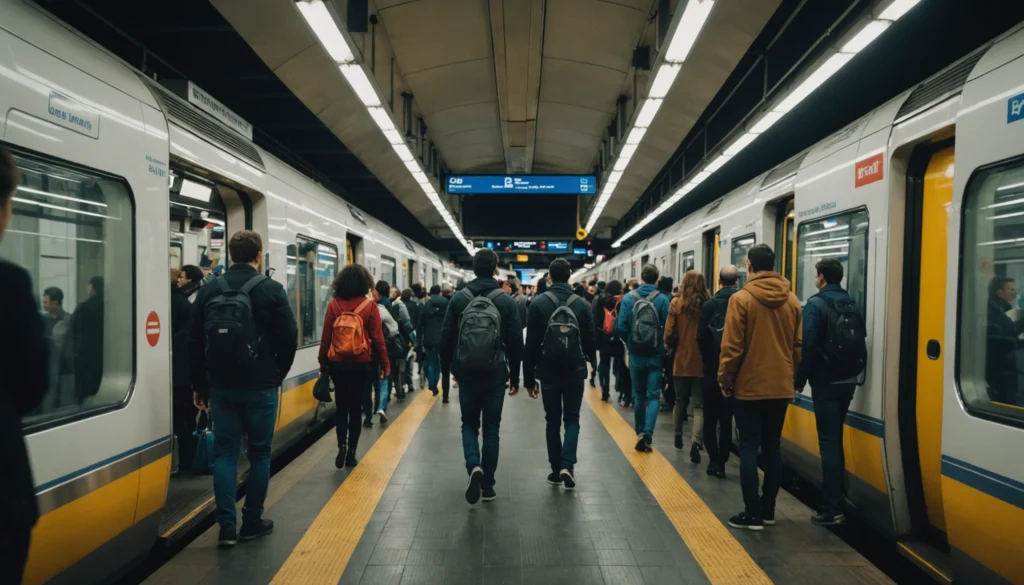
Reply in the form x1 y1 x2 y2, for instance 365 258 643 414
447 175 596 195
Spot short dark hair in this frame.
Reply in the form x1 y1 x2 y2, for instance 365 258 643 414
549 258 571 283
657 276 673 294
43 286 64 304
640 263 659 284
597 280 606 292
411 283 424 298
401 288 413 302
180 264 204 284
990 275 1016 297
228 230 262 264
89 276 104 295
429 284 441 295
333 264 374 299
815 258 844 285
747 244 775 272
605 280 623 296
473 248 498 278
0 145 20 205
375 280 391 298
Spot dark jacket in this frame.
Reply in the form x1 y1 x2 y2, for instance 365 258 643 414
419 294 450 349
403 298 422 345
189 264 298 397
170 284 192 389
697 286 739 383
381 297 415 359
986 294 1022 402
794 284 853 388
592 293 616 353
69 291 104 401
0 260 48 530
440 277 523 386
523 283 597 388
514 292 529 329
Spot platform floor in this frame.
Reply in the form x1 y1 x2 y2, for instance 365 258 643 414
145 378 895 585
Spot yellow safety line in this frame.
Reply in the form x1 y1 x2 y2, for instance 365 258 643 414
897 542 953 582
160 495 215 539
584 386 773 585
270 389 437 585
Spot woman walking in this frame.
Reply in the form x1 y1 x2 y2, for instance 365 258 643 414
665 270 710 461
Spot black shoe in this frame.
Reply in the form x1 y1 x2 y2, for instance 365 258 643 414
547 472 563 486
674 435 683 450
706 463 719 477
345 455 358 467
363 419 373 428
601 393 609 402
481 488 497 502
218 525 238 547
811 511 845 526
466 466 483 504
432 389 439 396
335 447 346 469
442 397 449 404
644 434 653 448
727 513 764 532
635 434 653 452
690 443 702 464
715 465 726 479
763 509 776 526
240 518 274 541
560 469 576 490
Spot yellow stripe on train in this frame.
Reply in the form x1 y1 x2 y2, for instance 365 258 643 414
782 403 888 494
277 379 319 431
942 476 1024 584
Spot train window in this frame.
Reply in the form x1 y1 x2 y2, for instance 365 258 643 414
959 161 1024 423
0 149 134 429
380 255 397 287
731 234 756 286
796 209 869 315
682 251 695 274
294 235 338 347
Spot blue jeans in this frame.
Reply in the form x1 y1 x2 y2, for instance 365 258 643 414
425 347 441 392
597 351 612 398
541 378 585 474
209 387 278 529
812 383 855 515
459 381 506 489
376 376 391 412
630 354 663 437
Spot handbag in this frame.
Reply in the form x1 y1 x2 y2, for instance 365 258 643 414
313 371 333 403
192 411 216 475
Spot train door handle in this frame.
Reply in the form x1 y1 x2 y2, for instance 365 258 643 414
926 339 941 360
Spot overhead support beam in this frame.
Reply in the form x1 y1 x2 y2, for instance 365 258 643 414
489 0 545 174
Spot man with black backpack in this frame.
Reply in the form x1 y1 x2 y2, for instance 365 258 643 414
420 283 450 401
615 264 671 452
190 230 298 547
523 259 597 489
696 265 740 479
440 249 523 505
795 258 867 526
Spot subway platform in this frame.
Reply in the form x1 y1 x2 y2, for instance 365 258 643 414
143 382 895 585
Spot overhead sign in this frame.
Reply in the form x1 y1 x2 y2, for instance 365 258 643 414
573 248 586 255
447 175 596 195
187 81 254 140
547 241 569 252
1009 91 1024 124
516 254 529 263
483 240 571 253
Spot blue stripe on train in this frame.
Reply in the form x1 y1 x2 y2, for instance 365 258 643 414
790 392 885 438
941 454 1024 511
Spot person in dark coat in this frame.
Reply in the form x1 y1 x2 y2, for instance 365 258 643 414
170 278 195 473
419 283 451 400
696 265 740 479
69 276 105 403
985 276 1023 404
0 144 49 585
592 280 623 402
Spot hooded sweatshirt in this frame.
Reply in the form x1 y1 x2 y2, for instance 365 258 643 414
717 272 802 401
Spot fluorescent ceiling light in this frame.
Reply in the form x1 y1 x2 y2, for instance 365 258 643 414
634 99 663 128
367 106 396 132
750 111 784 134
296 1 354 64
624 126 647 145
879 0 921 21
704 154 732 174
17 185 107 208
392 142 415 162
649 64 681 98
723 132 758 156
774 53 853 113
339 64 380 107
607 170 624 184
841 20 891 54
180 178 212 202
664 0 715 63
403 160 420 173
383 128 404 145
412 171 429 184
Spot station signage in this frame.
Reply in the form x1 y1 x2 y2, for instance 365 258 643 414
447 175 596 195
482 240 571 253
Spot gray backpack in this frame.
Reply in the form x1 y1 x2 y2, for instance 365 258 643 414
455 288 504 373
630 290 661 356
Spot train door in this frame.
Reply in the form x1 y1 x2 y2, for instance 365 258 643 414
899 144 954 549
408 259 418 288
670 244 678 281
703 228 720 292
775 197 796 289
381 255 397 287
169 171 226 276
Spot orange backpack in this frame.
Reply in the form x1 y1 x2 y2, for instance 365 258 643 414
602 296 621 336
328 298 373 360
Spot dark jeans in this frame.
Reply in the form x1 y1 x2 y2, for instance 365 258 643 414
390 355 407 400
209 387 278 529
363 369 383 420
424 347 441 392
612 352 631 404
329 365 370 452
459 381 506 490
541 378 585 474
630 354 663 437
812 383 855 514
702 380 732 466
597 350 612 398
172 385 197 471
733 397 789 519
0 522 31 585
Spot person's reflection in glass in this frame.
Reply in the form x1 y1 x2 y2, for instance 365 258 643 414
986 276 1023 405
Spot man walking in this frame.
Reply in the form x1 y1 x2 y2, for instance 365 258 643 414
419 284 450 400
523 259 596 489
440 249 523 504
191 230 298 547
616 264 671 452
696 265 740 479
718 244 801 531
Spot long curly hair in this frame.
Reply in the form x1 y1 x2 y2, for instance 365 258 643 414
678 270 710 319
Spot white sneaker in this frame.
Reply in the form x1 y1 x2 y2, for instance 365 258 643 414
560 469 577 490
377 409 388 424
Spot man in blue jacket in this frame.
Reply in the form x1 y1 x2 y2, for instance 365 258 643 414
794 258 857 526
616 263 671 452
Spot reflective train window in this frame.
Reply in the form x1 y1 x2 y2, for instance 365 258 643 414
294 236 338 346
795 209 869 315
959 162 1024 422
731 234 756 286
681 251 695 274
0 149 134 429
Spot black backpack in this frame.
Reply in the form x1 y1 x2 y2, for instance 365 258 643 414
707 301 727 355
203 275 266 376
629 290 661 356
455 289 504 373
816 295 867 381
541 292 586 369
422 301 444 348
386 303 408 358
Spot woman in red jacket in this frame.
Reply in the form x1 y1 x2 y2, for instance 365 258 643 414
320 264 390 469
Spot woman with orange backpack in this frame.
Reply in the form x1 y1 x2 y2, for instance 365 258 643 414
319 264 390 469
592 280 624 402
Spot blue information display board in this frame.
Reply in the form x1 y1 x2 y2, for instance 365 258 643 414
448 175 596 195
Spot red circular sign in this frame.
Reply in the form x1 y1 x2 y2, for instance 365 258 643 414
145 311 161 347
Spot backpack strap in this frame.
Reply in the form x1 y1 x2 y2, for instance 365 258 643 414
485 288 504 300
239 274 268 294
460 288 476 302
631 290 642 302
566 294 583 309
542 291 560 307
354 298 373 315
646 290 659 301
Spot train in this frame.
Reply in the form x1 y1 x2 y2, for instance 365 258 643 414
583 21 1024 585
0 1 462 583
